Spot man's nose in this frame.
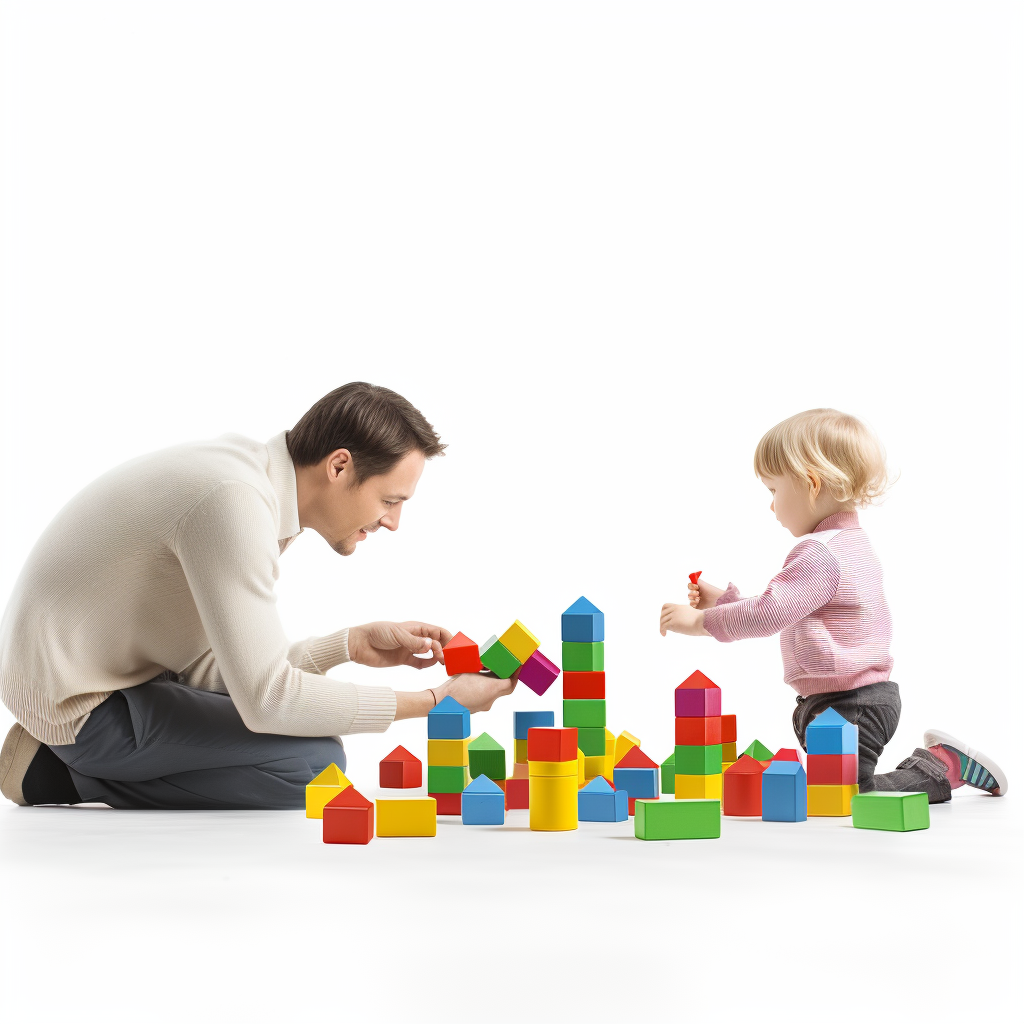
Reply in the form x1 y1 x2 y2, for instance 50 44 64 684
380 506 402 531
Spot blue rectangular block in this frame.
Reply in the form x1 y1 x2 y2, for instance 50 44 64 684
578 778 628 821
513 710 555 741
805 707 858 755
613 766 659 800
428 695 471 739
761 761 808 822
561 596 605 643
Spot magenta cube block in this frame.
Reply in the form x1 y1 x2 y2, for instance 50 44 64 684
518 649 560 696
674 686 721 717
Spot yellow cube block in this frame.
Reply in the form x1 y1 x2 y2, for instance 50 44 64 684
498 620 541 664
577 748 586 787
602 729 616 782
512 761 530 780
376 797 437 836
614 730 641 768
722 742 738 762
514 739 529 764
720 761 736 773
528 758 578 777
807 784 859 817
427 738 470 767
305 763 351 819
584 754 605 779
675 773 724 801
529 774 579 831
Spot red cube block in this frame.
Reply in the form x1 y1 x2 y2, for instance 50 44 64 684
527 727 578 763
675 716 723 745
431 791 462 815
563 671 606 699
806 753 858 785
323 787 374 845
723 755 765 816
442 632 483 675
379 745 422 788
505 777 529 809
721 714 737 743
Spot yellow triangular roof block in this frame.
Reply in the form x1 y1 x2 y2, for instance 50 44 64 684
305 762 352 819
310 763 351 789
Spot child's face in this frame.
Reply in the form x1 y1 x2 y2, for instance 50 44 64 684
761 472 827 537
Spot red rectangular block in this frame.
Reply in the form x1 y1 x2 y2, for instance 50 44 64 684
527 727 578 763
430 791 462 815
323 787 374 845
806 753 858 785
628 795 657 817
675 716 723 745
563 671 606 699
721 714 737 743
505 777 529 809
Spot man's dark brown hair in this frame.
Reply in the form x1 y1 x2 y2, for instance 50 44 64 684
286 382 445 480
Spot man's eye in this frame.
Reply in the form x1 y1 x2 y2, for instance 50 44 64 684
383 500 396 507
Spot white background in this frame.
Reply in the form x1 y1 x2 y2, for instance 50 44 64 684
1 3 1020 1021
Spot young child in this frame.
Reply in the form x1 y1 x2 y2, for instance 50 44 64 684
659 408 1006 802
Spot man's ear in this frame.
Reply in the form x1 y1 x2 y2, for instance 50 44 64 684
326 448 354 482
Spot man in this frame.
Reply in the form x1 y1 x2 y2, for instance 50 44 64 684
0 382 514 809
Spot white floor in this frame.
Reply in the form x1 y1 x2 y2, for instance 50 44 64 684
0 788 1016 1023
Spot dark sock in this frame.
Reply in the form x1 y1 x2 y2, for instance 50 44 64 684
21 744 81 805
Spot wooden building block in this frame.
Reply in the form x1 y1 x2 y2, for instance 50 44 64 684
442 631 482 676
577 748 586 787
479 636 521 679
461 775 505 825
761 761 808 822
527 727 578 763
806 707 858 755
742 739 774 763
529 774 579 831
514 739 529 764
563 699 606 729
376 797 437 837
561 642 604 672
514 710 555 740
323 786 374 845
851 791 930 832
431 791 462 815
426 764 469 793
634 799 721 840
674 773 723 800
528 758 578 777
518 649 560 696
427 738 469 768
614 731 641 768
468 732 506 781
627 795 656 816
807 753 858 785
602 729 616 782
379 745 422 789
721 714 737 743
563 671 606 699
584 754 606 779
674 744 723 776
427 695 470 739
512 761 530 780
305 763 352 819
807 784 859 816
660 753 675 794
498 620 541 664
674 670 722 717
613 766 659 800
561 596 605 642
722 755 765 816
576 726 605 756
504 777 530 810
721 742 737 762
578 776 627 822
615 747 658 770
772 748 801 762
675 716 723 745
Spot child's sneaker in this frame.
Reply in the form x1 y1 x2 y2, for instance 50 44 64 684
924 729 1007 796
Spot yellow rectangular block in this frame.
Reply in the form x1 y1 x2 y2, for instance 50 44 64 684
614 730 641 769
720 761 736 773
376 798 437 836
675 773 724 801
577 748 586 787
514 739 529 764
427 738 470 767
529 774 578 831
499 620 541 664
512 761 529 780
584 755 605 779
808 784 859 817
528 758 578 777
722 742 737 762
305 763 351 819
602 729 616 782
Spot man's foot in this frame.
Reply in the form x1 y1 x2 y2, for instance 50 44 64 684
0 723 80 806
924 729 1007 796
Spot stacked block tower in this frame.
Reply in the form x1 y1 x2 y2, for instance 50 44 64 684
507 710 553 810
427 695 471 815
673 670 724 801
528 727 579 831
806 707 859 816
561 597 606 776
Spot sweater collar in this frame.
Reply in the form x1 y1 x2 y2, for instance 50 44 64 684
266 431 301 541
813 510 860 533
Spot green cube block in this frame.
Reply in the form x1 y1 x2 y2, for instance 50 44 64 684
480 638 521 679
468 732 506 781
675 744 723 775
634 799 721 840
561 642 604 672
851 791 930 832
577 727 605 756
427 765 469 793
562 699 606 729
660 753 675 795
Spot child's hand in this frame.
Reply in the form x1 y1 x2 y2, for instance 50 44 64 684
660 603 709 637
688 578 726 610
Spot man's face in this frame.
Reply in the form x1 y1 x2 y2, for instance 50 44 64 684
325 449 426 556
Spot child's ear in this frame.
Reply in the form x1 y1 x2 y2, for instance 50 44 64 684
806 471 822 499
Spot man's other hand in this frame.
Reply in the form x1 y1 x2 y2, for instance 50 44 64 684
348 621 453 669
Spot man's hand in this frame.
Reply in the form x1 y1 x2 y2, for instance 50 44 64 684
433 669 519 714
348 621 453 669
660 603 711 637
688 578 726 610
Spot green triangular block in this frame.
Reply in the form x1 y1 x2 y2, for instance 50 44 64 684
468 732 504 751
743 739 774 761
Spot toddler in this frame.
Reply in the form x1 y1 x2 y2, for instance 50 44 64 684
659 408 1006 802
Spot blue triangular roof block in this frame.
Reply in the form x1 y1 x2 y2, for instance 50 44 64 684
580 776 614 794
433 695 469 715
763 760 806 777
806 706 858 754
564 596 603 616
562 595 605 642
463 774 503 795
428 695 471 739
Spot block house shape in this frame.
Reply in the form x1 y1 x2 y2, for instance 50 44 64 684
461 775 505 825
442 631 483 676
428 696 471 739
634 799 721 840
675 716 723 745
851 791 930 832
376 797 437 837
805 707 859 755
432 792 462 815
518 650 560 696
514 710 555 740
675 670 722 718
323 786 374 845
379 745 422 789
563 671 605 699
479 636 520 679
807 753 858 785
562 642 605 673
561 596 605 643
563 699 606 729
468 733 506 781
498 620 541 664
742 739 774 764
306 763 352 819
722 755 765 816
527 727 579 763
578 776 627 822
761 761 807 822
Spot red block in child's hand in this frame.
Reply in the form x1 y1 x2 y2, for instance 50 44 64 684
442 632 483 675
323 787 374 845
527 727 578 763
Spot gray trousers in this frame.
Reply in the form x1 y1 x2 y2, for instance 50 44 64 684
49 678 345 810
792 680 951 803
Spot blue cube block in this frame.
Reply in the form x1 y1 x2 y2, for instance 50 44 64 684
613 766 659 800
428 695 471 739
461 775 505 825
577 777 628 822
561 596 605 643
761 761 808 822
805 707 858 755
513 710 555 740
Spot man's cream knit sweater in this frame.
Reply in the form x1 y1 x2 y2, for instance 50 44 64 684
0 432 398 745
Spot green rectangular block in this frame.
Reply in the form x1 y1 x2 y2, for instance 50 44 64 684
468 749 506 781
562 699 606 729
561 642 604 672
660 754 675 795
851 791 930 832
577 727 606 756
634 799 721 840
427 765 469 793
480 638 521 679
675 744 723 775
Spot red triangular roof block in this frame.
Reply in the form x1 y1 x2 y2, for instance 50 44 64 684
773 748 801 761
445 632 477 650
725 754 766 774
616 747 658 769
326 786 372 809
382 745 420 763
675 669 719 690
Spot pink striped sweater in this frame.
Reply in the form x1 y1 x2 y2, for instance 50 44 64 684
702 510 893 696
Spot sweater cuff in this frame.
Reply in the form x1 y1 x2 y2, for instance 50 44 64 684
305 627 350 673
702 606 733 642
350 685 398 734
716 582 742 606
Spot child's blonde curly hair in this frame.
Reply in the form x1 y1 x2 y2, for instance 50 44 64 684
753 409 895 508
